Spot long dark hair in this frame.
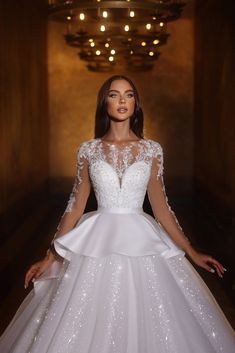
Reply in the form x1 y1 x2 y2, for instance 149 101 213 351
94 75 144 139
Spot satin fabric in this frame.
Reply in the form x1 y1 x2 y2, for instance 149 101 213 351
54 207 185 261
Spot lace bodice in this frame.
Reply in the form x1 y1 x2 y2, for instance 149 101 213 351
50 137 190 249
65 138 163 210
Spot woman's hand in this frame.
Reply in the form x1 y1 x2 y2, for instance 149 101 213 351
187 248 227 278
24 252 55 289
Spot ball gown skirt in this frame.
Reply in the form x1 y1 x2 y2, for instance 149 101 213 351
0 207 235 353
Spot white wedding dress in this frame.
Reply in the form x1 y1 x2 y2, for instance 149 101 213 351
0 138 235 353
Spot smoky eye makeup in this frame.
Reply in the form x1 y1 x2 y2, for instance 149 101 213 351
108 90 134 98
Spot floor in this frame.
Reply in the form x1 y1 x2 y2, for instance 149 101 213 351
0 196 234 336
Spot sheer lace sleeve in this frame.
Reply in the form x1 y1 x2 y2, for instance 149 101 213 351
49 142 91 251
147 141 191 253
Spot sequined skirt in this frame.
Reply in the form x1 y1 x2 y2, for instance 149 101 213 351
1 252 235 352
0 209 235 352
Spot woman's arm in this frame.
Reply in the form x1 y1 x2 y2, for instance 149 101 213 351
24 142 91 288
48 142 91 252
147 142 225 277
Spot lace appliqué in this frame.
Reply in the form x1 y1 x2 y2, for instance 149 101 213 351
107 145 133 180
64 143 88 213
88 139 156 189
152 141 190 244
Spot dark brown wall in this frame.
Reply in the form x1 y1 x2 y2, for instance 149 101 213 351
0 0 49 305
194 0 235 223
194 0 235 294
0 0 49 218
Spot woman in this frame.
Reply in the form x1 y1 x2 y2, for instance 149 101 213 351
1 75 235 352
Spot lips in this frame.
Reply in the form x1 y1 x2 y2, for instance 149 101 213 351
117 107 128 113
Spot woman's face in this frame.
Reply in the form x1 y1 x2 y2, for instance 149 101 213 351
106 79 135 121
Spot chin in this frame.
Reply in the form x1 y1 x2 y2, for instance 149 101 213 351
109 112 133 121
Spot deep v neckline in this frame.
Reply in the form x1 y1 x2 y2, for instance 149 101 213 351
100 159 146 190
97 138 145 189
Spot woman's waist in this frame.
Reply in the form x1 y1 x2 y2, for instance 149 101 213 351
96 206 144 214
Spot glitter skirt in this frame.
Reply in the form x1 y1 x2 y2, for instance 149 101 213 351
0 210 235 352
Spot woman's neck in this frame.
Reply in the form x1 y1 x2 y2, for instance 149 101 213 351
101 129 140 143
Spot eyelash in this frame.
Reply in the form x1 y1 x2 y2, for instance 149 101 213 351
108 93 134 98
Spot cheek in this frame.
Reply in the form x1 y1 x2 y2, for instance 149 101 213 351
106 99 116 112
129 99 135 111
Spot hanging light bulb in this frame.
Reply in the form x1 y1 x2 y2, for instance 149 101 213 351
141 41 146 46
79 13 85 20
102 11 108 18
100 25 106 32
124 25 129 32
66 16 71 20
88 38 93 43
153 39 160 45
90 42 95 47
105 42 110 48
149 51 154 56
129 11 135 18
109 56 114 62
146 23 151 30
110 49 116 55
159 22 164 27
96 50 101 55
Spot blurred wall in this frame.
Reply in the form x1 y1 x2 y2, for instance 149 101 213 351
194 0 235 293
48 4 194 197
0 1 49 240
194 0 235 227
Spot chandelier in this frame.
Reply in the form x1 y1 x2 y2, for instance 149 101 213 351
48 1 186 72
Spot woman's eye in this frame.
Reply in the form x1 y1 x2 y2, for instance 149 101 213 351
127 93 134 98
109 93 117 98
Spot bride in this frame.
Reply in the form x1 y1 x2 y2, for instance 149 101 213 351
1 75 234 352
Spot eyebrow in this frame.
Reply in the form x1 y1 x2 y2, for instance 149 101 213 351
108 89 134 93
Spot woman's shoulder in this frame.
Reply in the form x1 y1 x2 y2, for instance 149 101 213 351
76 138 99 156
79 137 98 148
143 138 163 155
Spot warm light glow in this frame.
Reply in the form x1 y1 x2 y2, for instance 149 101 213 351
130 11 135 18
109 56 114 62
66 16 71 20
130 50 134 54
105 42 110 48
79 13 85 21
110 49 116 55
141 41 146 46
124 25 129 32
152 16 157 20
146 23 151 30
88 38 93 42
90 42 95 47
159 22 164 27
149 51 154 56
128 37 132 42
153 39 160 45
102 11 108 18
100 25 106 32
96 50 101 55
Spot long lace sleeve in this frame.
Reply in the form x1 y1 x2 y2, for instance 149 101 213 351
49 142 91 252
147 142 192 254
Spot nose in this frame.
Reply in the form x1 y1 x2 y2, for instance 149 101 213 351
119 95 126 103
